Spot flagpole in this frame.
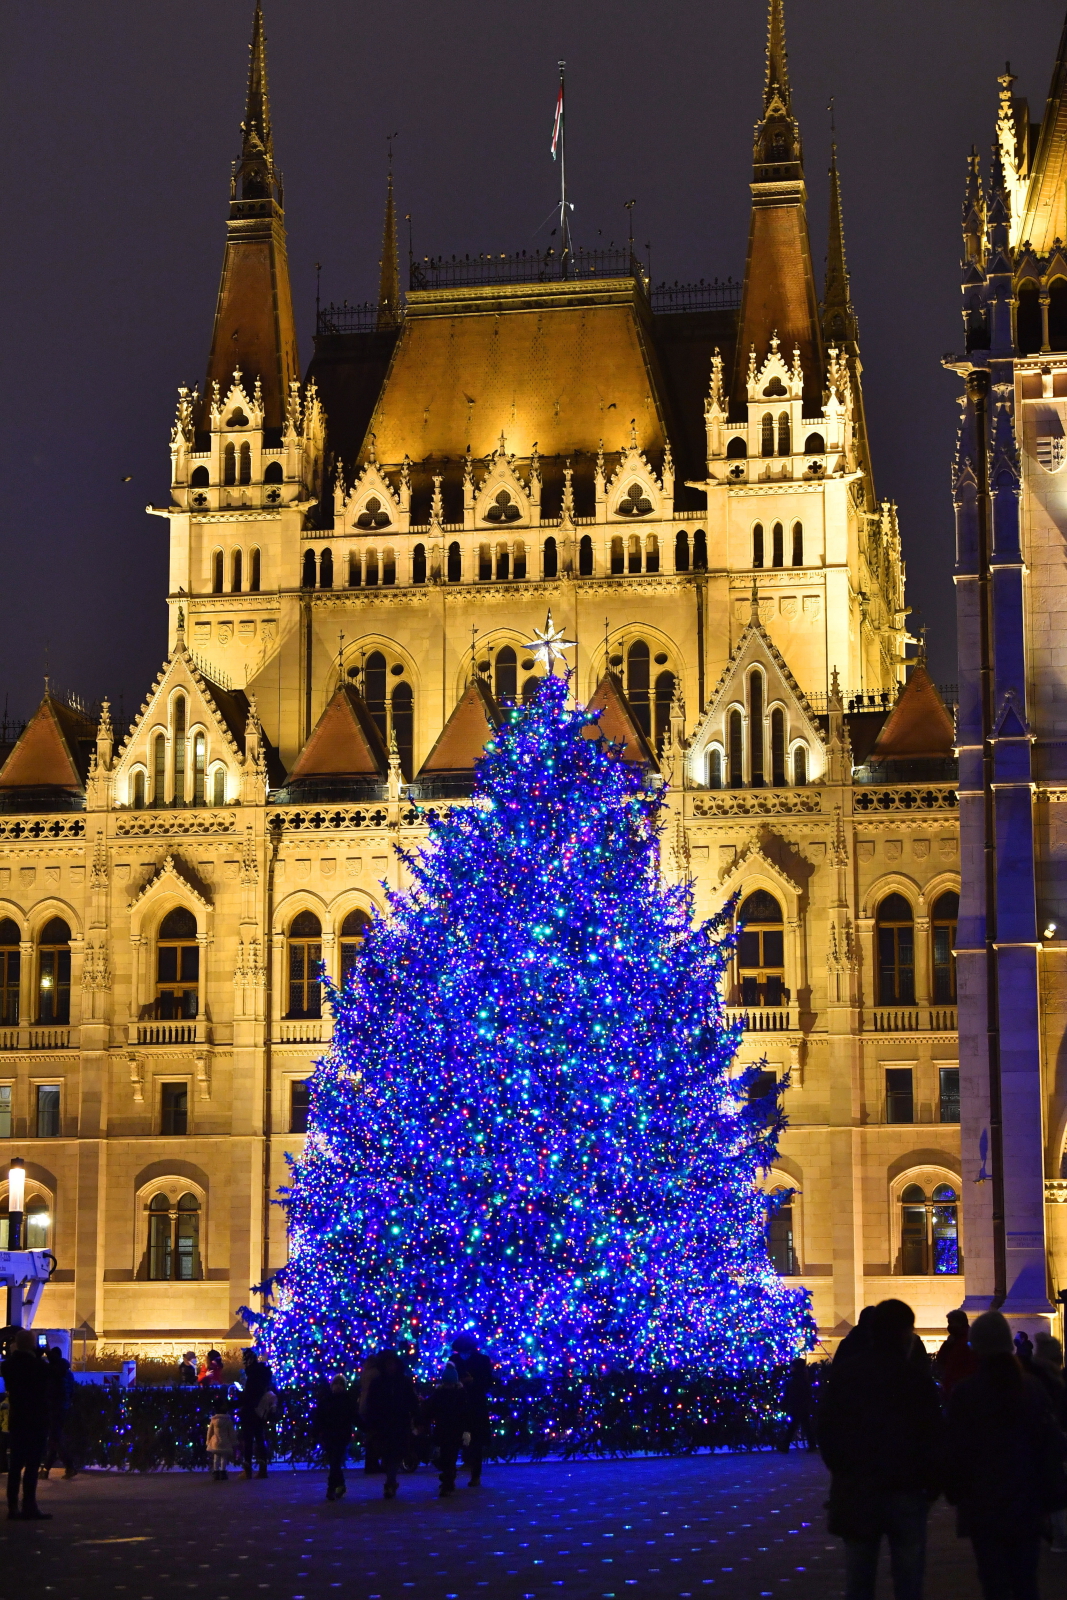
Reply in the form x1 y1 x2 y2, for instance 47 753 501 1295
558 60 572 279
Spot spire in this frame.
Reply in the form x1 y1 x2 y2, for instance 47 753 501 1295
377 170 402 330
203 3 299 431
822 137 857 349
732 0 822 411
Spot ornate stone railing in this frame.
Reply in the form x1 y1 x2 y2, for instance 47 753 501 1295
853 786 958 814
135 1021 199 1046
689 791 822 818
267 807 409 833
864 1008 958 1034
276 1018 331 1044
724 1006 797 1034
114 810 236 836
0 815 85 840
26 1026 71 1050
0 1027 18 1050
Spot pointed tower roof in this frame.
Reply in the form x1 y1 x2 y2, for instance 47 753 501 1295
821 137 874 503
869 664 955 761
585 673 657 766
0 694 96 793
203 2 299 430
732 0 823 412
416 679 501 777
287 685 389 782
377 171 402 331
1019 15 1067 254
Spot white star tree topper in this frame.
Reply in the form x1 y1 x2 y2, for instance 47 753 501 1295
523 611 576 676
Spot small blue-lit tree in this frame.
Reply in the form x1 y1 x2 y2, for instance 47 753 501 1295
247 669 813 1382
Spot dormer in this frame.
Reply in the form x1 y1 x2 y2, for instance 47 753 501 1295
744 335 806 478
603 434 669 523
337 445 409 536
470 436 535 530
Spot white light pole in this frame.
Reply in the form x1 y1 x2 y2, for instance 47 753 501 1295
7 1157 25 1251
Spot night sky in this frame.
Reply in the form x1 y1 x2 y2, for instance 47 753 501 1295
2 0 1063 724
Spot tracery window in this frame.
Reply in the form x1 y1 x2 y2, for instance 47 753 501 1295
627 641 651 737
777 413 791 455
287 911 322 1020
364 652 388 743
749 671 765 786
728 709 743 787
761 413 774 457
932 891 959 1003
211 767 226 807
617 482 652 516
877 893 915 1004
793 744 808 786
707 747 723 789
899 1183 960 1275
156 907 199 1020
484 489 520 523
147 1191 201 1281
737 890 786 1006
193 732 206 806
356 496 391 529
392 682 414 779
38 918 71 1024
771 707 786 785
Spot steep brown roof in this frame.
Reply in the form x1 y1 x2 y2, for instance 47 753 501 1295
417 679 500 776
0 696 94 790
287 686 388 780
1020 12 1067 255
870 665 955 760
585 673 657 766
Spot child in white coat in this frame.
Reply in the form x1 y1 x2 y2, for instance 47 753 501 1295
206 1411 236 1480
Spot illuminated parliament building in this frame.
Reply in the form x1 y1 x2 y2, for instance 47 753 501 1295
0 0 982 1356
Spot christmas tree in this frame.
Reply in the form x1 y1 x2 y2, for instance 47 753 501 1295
247 667 813 1382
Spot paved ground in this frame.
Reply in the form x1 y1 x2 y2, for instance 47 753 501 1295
1 1452 1062 1600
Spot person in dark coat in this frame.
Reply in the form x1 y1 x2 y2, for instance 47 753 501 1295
176 1351 198 1385
778 1358 816 1452
363 1349 417 1499
451 1333 494 1487
1 1329 51 1520
236 1349 274 1479
817 1298 941 1600
314 1376 358 1501
933 1310 979 1400
944 1311 1067 1599
422 1363 472 1497
41 1347 76 1479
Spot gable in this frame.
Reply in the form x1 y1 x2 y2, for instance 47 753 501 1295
0 697 93 790
114 650 250 779
585 673 657 766
288 685 388 780
418 679 500 776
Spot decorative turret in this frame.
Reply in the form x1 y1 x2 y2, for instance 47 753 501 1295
203 3 299 431
822 139 857 351
377 171 402 331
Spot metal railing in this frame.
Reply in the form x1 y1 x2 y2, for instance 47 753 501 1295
316 300 384 336
650 277 742 314
409 247 641 290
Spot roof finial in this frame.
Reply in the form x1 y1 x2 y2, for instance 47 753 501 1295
377 146 402 331
822 116 856 348
764 0 791 114
241 3 273 179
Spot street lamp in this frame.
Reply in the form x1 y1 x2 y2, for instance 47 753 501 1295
7 1157 25 1250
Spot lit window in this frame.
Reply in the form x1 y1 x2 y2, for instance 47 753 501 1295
877 894 915 1003
767 1187 796 1275
287 911 322 1020
340 910 371 988
899 1183 960 1275
147 1191 201 1281
932 892 959 1003
0 1084 10 1138
737 890 786 1006
36 1084 60 1138
939 1067 960 1124
37 919 70 1024
156 908 199 1020
290 1080 310 1134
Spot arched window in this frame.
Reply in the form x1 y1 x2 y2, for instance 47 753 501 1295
726 435 747 459
628 534 642 574
654 671 675 751
646 533 660 573
761 413 774 457
301 549 316 588
877 893 915 1004
319 548 334 589
249 548 261 592
767 1188 796 1275
675 530 690 572
522 675 540 704
1016 281 1041 354
223 442 236 485
484 488 520 523
617 482 652 516
172 695 186 805
729 709 744 787
771 707 786 785
37 917 71 1024
24 1195 50 1250
495 646 517 702
191 465 210 487
610 536 625 575
791 522 803 567
900 1183 960 1275
287 911 322 1020
749 671 764 786
147 1191 201 1282
364 652 387 742
365 549 380 586
340 909 372 988
231 548 243 593
156 907 199 1020
212 767 226 807
193 732 206 806
752 524 764 568
153 731 166 806
238 442 251 485
391 681 413 779
131 769 145 810
1050 279 1067 351
932 891 959 1003
772 522 784 567
707 748 723 789
382 549 396 586
447 542 462 583
412 543 427 584
212 550 224 594
693 529 707 570
579 535 594 576
543 536 558 579
793 744 808 786
737 890 785 1006
778 412 791 455
804 433 825 455
348 552 361 588
264 460 283 484
495 544 510 581
356 496 391 530
627 641 651 737
0 919 20 1025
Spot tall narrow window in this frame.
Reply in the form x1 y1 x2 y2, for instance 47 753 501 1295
0 919 20 1025
767 1189 796 1275
877 894 915 1004
231 549 242 592
654 671 675 752
899 1183 960 1275
160 1083 189 1136
900 1184 927 1272
289 1080 310 1134
675 530 690 572
778 412 791 455
364 652 387 743
932 891 959 1003
301 549 316 588
627 641 651 737
412 544 427 584
212 767 226 807
628 534 642 574
737 890 785 1006
791 522 803 566
749 672 764 786
542 537 558 579
172 696 186 804
447 542 462 582
514 542 527 581
153 732 166 805
264 460 283 484
147 1194 171 1280
772 522 784 567
223 443 236 485
645 534 660 574
249 548 261 592
521 675 540 704
729 709 744 787
707 748 723 789
287 911 322 1019
939 1067 960 1123
793 744 808 786
365 549 379 586
391 682 413 779
752 524 764 568
193 732 206 806
212 551 224 594
37 919 71 1025
36 1085 60 1137
131 770 145 809
495 544 510 581
156 907 199 1019
611 537 625 575
761 413 774 456
693 529 707 569
319 548 334 589
382 549 396 586
238 441 251 484
885 1067 915 1124
771 707 786 785
495 646 517 702
348 552 361 588
340 909 372 987
478 544 492 581
578 535 593 576
147 1193 201 1281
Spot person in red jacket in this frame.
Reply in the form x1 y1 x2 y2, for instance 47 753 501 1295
933 1310 979 1400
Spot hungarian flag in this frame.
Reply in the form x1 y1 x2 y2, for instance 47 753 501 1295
550 81 563 159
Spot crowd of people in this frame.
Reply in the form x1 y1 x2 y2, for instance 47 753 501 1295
0 1330 76 1519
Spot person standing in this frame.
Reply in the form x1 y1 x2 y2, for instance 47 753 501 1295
314 1376 358 1502
205 1410 236 1481
236 1348 274 1479
932 1310 979 1400
945 1311 1067 1598
817 1298 942 1600
778 1358 816 1452
364 1350 417 1499
177 1351 198 1385
1 1330 51 1521
422 1363 471 1497
451 1333 494 1487
41 1347 76 1479
197 1349 224 1387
